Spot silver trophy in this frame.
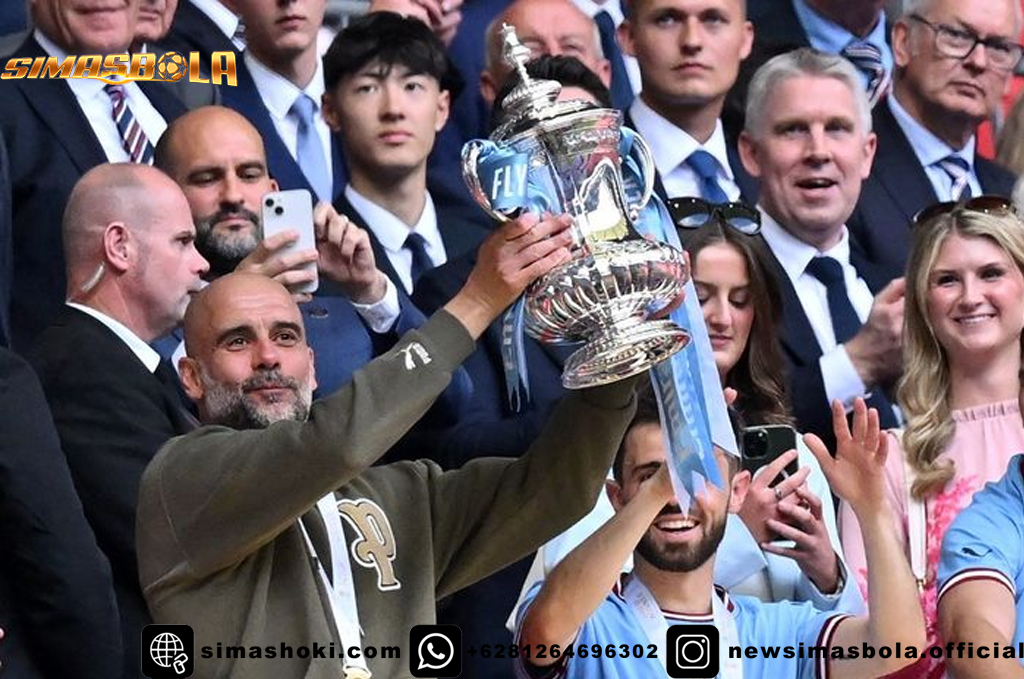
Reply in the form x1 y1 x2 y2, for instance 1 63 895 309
461 25 690 389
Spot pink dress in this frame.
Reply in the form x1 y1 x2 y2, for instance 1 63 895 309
839 400 1024 679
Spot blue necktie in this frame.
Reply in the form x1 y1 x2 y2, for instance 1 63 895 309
291 93 332 202
804 256 861 344
841 41 890 106
685 149 730 204
404 232 432 288
594 10 634 111
938 155 973 201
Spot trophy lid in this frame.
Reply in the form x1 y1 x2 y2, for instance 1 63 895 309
492 24 595 141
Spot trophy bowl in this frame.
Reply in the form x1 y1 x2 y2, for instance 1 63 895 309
525 238 690 388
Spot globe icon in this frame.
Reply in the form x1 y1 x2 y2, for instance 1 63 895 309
150 632 185 669
157 52 188 82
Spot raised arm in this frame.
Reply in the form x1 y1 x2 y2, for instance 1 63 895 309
517 464 676 664
940 580 1024 679
807 399 926 679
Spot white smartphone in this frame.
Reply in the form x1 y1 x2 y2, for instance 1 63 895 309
261 189 318 294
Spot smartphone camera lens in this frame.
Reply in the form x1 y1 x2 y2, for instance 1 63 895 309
274 206 284 216
265 198 274 208
749 430 768 459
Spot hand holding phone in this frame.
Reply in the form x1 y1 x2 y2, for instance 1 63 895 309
260 189 319 294
742 425 800 486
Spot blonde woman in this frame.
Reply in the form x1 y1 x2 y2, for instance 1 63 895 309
840 198 1024 678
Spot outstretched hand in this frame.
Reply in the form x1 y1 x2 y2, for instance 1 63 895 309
804 398 888 516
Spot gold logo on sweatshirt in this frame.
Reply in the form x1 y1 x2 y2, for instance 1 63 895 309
337 498 401 591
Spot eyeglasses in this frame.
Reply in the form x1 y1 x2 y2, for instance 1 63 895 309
912 195 1018 227
666 197 762 235
908 14 1023 71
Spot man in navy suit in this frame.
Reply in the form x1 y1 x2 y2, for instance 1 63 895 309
618 0 758 205
847 0 1019 281
322 13 490 297
154 105 465 403
29 164 209 679
0 0 187 351
221 0 348 203
738 48 903 449
0 346 121 679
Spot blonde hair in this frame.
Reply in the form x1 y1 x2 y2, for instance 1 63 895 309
899 207 1024 499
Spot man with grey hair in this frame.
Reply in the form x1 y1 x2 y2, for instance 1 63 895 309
738 48 903 448
479 0 611 106
847 0 1019 280
28 163 209 678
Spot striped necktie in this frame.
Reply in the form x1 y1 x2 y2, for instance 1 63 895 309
841 41 890 107
938 155 973 201
104 84 155 165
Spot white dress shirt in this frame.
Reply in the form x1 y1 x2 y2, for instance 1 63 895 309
66 303 161 372
36 31 168 163
570 0 642 96
888 94 982 201
759 213 874 410
628 98 741 201
245 51 334 192
344 185 447 295
189 0 245 49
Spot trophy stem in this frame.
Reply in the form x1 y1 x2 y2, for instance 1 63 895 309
561 318 690 389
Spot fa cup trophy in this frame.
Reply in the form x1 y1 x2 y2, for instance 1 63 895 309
462 25 690 389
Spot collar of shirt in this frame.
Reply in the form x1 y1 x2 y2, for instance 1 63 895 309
245 50 326 124
344 185 444 260
66 302 161 372
628 98 734 181
792 0 893 73
572 0 625 24
34 30 108 101
888 93 976 167
189 0 241 42
758 209 853 285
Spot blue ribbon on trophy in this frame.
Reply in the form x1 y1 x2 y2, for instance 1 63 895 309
469 139 557 409
620 128 739 509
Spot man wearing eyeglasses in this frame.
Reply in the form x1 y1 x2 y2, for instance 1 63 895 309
847 0 1019 282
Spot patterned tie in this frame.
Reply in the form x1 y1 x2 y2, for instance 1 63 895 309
937 155 974 201
291 93 332 202
841 41 891 106
104 84 155 164
594 10 634 111
804 256 861 343
685 149 730 204
404 232 432 288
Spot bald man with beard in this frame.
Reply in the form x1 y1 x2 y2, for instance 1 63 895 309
135 212 645 678
29 164 208 679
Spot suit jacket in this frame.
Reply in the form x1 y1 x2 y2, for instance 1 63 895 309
748 0 894 50
763 238 899 450
0 36 187 351
0 347 121 679
221 58 348 200
158 0 239 62
28 307 196 679
0 133 10 348
848 100 1017 281
623 111 760 206
150 44 221 110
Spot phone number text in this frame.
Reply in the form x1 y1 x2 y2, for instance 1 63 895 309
465 643 658 660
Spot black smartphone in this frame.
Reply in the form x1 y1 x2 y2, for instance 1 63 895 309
741 425 800 486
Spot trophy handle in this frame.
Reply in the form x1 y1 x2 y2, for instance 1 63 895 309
623 130 656 222
461 140 513 224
